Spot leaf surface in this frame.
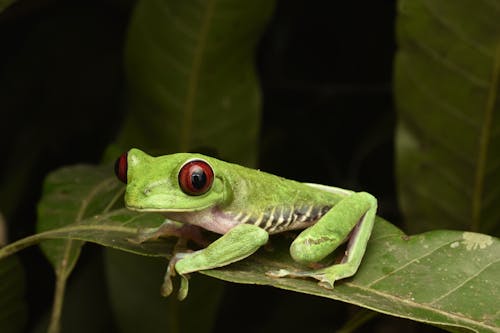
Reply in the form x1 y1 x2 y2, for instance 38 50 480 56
207 222 500 333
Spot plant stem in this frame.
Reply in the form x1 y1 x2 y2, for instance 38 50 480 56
0 233 46 259
48 272 67 333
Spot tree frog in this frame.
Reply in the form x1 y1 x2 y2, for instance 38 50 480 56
115 149 377 300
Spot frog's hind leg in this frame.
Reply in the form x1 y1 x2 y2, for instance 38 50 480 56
267 192 377 289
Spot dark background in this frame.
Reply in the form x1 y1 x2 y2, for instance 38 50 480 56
0 0 432 331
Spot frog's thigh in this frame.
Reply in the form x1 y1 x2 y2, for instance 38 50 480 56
175 224 268 275
290 192 376 264
275 192 377 287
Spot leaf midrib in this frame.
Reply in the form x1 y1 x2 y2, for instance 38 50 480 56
180 0 216 151
472 44 500 232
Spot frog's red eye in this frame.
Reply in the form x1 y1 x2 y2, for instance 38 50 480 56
114 152 128 184
178 160 214 196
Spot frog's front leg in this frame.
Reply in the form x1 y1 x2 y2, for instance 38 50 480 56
129 219 208 246
165 223 269 300
268 192 377 288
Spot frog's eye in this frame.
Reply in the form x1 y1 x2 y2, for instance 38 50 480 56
114 152 128 184
178 160 214 196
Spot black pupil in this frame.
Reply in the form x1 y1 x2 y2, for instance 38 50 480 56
191 168 206 189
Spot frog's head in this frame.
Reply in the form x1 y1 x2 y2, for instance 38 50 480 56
115 149 227 212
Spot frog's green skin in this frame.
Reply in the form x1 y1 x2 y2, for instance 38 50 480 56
123 149 377 299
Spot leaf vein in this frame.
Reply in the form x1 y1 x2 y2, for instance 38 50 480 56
409 38 488 87
422 0 493 58
429 258 500 305
365 239 460 288
180 0 216 151
401 108 475 167
345 281 497 332
411 184 470 224
139 23 190 75
401 54 480 129
160 2 198 40
471 43 500 231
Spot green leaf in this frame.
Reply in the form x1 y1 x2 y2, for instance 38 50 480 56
394 0 500 234
36 165 123 332
116 0 276 166
207 222 500 333
4 164 499 333
37 165 123 274
0 256 27 333
4 211 499 332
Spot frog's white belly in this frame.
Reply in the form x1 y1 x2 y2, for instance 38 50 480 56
164 204 332 235
164 208 240 234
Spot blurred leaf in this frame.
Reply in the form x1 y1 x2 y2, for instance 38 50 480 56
54 256 115 333
0 255 27 333
0 213 26 333
116 0 275 166
394 0 500 235
0 0 15 13
4 164 499 333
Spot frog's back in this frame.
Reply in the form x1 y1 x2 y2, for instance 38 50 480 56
212 158 343 234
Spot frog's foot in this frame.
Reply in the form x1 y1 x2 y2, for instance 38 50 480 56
128 220 208 246
160 251 191 299
266 264 355 290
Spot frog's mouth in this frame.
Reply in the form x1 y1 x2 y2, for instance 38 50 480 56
125 201 216 213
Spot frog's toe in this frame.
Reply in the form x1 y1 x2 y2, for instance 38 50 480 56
266 268 339 289
177 274 190 301
266 268 325 280
317 276 336 289
265 269 293 278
